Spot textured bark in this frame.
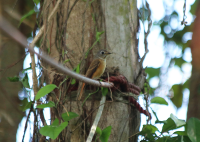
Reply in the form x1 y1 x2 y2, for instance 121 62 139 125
188 2 200 120
40 0 144 141
187 68 200 120
0 0 34 141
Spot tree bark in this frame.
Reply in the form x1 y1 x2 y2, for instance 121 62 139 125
188 2 200 120
40 0 144 141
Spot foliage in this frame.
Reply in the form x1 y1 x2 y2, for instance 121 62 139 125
36 101 55 108
8 73 30 88
95 126 112 142
35 84 57 100
39 118 68 140
151 97 168 105
139 111 200 142
143 0 196 109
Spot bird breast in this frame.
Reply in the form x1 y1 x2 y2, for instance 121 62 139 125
92 59 106 79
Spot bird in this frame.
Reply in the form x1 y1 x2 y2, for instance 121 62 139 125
77 49 111 100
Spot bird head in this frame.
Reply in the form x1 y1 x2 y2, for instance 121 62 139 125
96 49 112 59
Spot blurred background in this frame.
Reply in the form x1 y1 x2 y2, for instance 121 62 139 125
0 0 199 141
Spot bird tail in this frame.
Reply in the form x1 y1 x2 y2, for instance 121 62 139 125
78 83 85 101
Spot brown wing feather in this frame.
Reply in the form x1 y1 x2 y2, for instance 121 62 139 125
85 58 100 78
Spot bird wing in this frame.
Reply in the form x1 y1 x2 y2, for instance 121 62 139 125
85 58 100 78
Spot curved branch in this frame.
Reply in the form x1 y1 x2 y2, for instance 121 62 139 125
0 17 113 88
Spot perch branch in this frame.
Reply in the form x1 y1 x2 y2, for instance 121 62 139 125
0 17 113 88
86 95 106 142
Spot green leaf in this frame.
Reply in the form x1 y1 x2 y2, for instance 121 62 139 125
19 9 35 27
82 88 99 106
183 79 189 89
63 59 70 64
96 126 102 136
62 112 79 122
35 84 57 101
145 67 160 79
162 118 176 132
140 125 158 135
22 67 32 73
71 79 76 85
100 126 112 142
173 57 186 68
39 118 68 140
101 87 108 96
95 28 104 42
151 97 168 105
174 131 187 136
33 0 41 5
36 101 55 109
20 98 32 112
187 118 200 142
171 84 183 108
155 136 182 142
150 108 160 123
21 73 30 88
182 136 192 142
8 76 19 82
71 64 80 85
170 114 186 127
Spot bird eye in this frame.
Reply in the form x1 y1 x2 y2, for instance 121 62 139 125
101 51 105 54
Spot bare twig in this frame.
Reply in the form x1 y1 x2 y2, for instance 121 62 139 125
29 0 62 96
22 106 32 142
181 0 187 25
86 95 106 142
29 0 62 48
0 17 113 88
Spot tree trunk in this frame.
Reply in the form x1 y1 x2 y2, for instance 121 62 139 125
0 1 34 141
40 0 144 141
188 2 200 120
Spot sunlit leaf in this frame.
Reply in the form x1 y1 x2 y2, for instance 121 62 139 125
63 59 70 64
36 101 55 108
35 84 57 100
145 67 160 79
151 97 168 105
162 118 176 132
96 126 102 136
20 98 32 112
62 112 79 122
170 114 186 128
8 76 19 82
101 87 108 96
19 9 35 27
140 125 158 135
100 126 112 142
183 79 189 89
39 118 68 140
187 118 200 142
21 73 30 88
171 84 183 108
173 57 186 68
174 131 187 136
71 64 80 85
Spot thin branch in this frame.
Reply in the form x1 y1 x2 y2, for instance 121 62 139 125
0 17 113 88
29 0 62 48
29 0 62 96
86 95 106 142
181 0 187 25
22 107 32 142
